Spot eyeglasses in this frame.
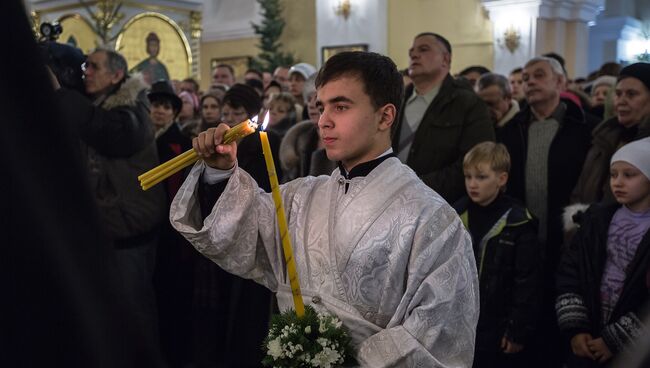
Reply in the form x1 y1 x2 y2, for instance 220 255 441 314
81 61 100 72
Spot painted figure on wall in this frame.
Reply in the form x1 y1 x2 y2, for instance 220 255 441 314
132 32 170 85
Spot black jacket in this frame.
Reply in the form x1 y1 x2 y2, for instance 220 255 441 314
392 74 494 203
155 122 193 201
556 203 650 359
237 130 283 192
56 76 166 246
455 195 542 350
497 98 593 266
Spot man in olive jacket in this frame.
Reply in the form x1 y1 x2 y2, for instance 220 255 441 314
392 32 494 203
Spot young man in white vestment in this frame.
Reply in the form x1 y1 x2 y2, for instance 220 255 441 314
170 51 479 367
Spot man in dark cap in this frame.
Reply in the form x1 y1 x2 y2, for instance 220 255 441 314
132 32 170 85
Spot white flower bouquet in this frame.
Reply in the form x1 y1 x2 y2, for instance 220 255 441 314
262 305 356 368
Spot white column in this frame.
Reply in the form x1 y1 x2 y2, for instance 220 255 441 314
482 0 604 77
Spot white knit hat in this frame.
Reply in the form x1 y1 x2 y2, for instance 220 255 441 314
289 62 316 80
611 137 650 180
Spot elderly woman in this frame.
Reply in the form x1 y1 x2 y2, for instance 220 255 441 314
571 63 650 205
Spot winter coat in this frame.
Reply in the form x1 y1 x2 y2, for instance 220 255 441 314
155 122 193 202
571 116 650 206
556 203 650 365
279 120 336 182
392 74 495 203
56 75 166 246
497 98 593 266
455 196 542 350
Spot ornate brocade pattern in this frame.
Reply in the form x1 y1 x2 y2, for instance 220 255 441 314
171 158 480 367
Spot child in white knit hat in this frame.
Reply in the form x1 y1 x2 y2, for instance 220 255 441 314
556 137 650 367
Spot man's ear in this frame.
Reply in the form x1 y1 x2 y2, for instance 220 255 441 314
378 103 396 132
442 52 452 70
110 69 125 85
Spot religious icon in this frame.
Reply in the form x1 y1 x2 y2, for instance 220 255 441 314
321 44 368 63
131 32 170 85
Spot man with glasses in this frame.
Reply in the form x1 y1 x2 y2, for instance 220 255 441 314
54 48 166 359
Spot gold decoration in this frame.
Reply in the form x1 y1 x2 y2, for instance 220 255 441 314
80 0 125 45
189 11 202 39
335 0 351 20
115 12 192 81
58 14 97 53
31 11 41 38
503 26 521 53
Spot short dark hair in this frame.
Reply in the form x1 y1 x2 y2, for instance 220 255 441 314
216 63 235 77
598 62 622 77
245 68 263 79
245 78 264 95
93 48 128 76
477 73 511 97
181 77 199 93
460 65 491 77
264 80 282 93
315 51 404 134
510 67 523 75
415 32 452 54
223 83 262 118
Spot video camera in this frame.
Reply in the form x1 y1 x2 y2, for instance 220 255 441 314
39 22 63 42
38 22 86 93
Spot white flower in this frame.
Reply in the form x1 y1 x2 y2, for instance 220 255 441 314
333 318 342 329
304 325 312 334
267 337 283 360
310 346 341 368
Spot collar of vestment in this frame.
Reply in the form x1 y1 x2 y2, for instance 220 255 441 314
338 148 395 179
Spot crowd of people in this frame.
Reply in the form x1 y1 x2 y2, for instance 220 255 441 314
23 6 650 365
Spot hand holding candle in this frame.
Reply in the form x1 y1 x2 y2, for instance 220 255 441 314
138 117 258 190
193 123 238 170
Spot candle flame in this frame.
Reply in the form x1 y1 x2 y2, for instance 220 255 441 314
261 111 270 131
251 115 259 124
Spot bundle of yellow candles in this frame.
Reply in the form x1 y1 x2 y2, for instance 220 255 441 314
138 116 259 191
139 112 305 317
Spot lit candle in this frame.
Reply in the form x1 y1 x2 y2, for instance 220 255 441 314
259 112 305 317
138 116 259 190
222 116 259 144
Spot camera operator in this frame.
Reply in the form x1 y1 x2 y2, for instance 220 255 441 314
50 47 166 349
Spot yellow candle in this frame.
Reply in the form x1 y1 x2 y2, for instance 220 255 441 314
259 131 305 317
138 117 258 191
222 119 258 144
